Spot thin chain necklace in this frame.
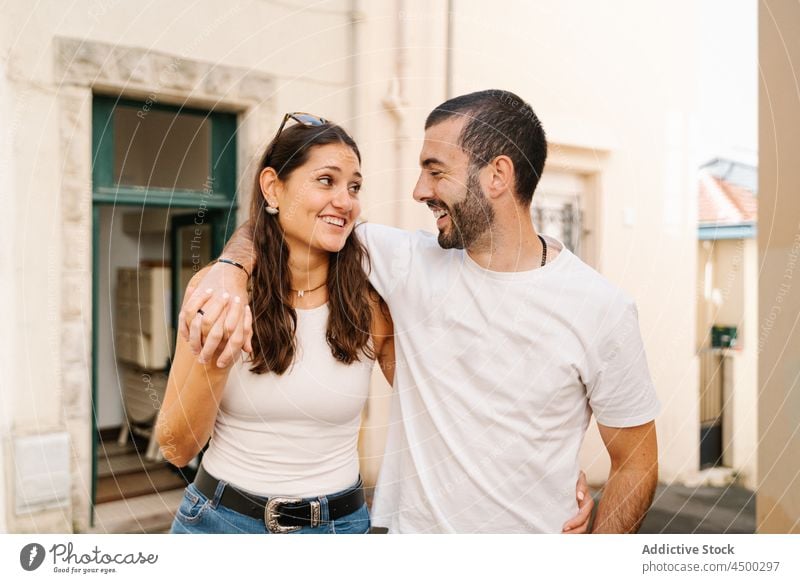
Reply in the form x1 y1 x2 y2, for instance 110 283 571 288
290 281 327 298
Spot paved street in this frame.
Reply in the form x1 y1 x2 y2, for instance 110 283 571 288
638 483 756 534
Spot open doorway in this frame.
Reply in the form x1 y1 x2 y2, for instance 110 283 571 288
90 96 237 531
95 206 216 500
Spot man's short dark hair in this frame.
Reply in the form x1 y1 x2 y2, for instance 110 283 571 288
425 89 547 205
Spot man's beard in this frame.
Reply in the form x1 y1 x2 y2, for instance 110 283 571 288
437 169 495 250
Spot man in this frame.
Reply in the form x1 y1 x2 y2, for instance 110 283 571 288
180 90 659 533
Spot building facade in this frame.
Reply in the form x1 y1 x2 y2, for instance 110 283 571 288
0 0 748 533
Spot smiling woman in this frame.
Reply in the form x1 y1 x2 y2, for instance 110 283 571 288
259 142 363 263
155 117 395 534
249 123 370 373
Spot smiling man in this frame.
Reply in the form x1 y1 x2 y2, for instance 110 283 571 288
180 90 660 533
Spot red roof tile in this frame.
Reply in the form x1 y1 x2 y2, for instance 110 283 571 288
698 172 757 225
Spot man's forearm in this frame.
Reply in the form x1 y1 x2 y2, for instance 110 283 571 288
591 466 657 533
221 220 256 273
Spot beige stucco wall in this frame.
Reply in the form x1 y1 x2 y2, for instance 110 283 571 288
757 0 800 534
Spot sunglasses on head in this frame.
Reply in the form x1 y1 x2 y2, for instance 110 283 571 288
271 112 328 143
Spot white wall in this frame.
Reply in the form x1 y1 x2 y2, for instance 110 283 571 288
354 0 449 229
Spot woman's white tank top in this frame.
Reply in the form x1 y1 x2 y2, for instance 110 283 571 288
201 303 372 497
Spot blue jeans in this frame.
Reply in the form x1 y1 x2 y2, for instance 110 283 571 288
169 480 370 534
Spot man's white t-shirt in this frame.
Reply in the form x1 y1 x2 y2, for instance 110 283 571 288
357 223 661 533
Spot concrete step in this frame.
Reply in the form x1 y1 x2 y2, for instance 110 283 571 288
97 452 163 478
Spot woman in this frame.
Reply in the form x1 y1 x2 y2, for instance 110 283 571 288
156 115 394 534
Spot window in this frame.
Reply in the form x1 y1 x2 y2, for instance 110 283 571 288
92 96 237 208
533 168 596 266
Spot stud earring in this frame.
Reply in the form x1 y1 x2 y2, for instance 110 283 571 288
265 205 279 215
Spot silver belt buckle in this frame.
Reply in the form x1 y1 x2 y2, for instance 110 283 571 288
265 496 304 534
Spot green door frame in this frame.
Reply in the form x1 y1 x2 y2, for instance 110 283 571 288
90 95 237 526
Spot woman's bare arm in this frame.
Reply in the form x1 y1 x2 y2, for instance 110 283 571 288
370 295 395 386
156 296 252 466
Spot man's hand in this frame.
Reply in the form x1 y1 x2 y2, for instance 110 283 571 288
562 470 594 533
178 262 252 368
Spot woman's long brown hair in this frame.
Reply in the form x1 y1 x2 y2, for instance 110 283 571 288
247 122 374 374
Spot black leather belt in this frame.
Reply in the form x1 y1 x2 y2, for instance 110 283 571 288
193 464 365 533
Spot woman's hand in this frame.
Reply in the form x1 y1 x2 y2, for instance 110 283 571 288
178 262 252 368
562 470 595 533
188 292 253 368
